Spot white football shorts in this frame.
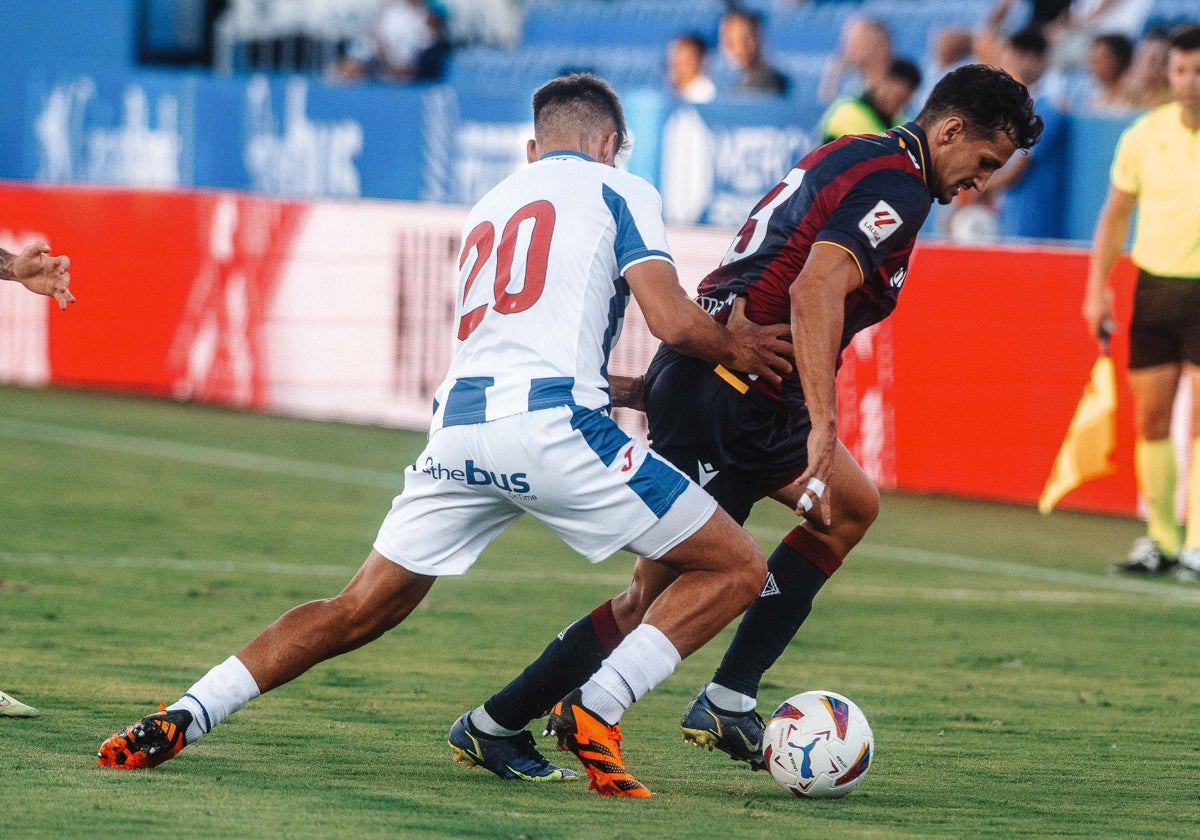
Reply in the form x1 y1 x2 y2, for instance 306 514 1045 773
373 405 718 576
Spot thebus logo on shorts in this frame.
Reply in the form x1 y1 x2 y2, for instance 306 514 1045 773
421 457 532 494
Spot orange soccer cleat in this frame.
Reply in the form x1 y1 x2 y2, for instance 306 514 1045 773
545 689 651 798
97 704 192 770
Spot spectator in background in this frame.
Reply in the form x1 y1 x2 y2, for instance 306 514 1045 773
1124 26 1173 109
668 33 716 104
332 0 450 84
819 16 893 104
818 58 922 143
1084 24 1200 579
985 25 1068 240
980 0 1073 52
1083 32 1138 113
916 28 975 108
1055 0 1153 67
716 9 789 96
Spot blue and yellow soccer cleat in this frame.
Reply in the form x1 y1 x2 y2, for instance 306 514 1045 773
449 712 578 782
97 704 192 770
680 687 765 767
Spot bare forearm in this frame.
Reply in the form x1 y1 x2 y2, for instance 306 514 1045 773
791 280 843 436
654 304 740 367
0 248 15 283
1087 211 1128 297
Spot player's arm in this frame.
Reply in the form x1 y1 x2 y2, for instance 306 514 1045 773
790 242 863 526
625 258 792 386
1083 186 1136 340
0 243 75 310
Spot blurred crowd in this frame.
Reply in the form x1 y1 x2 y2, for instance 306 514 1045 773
206 0 1195 240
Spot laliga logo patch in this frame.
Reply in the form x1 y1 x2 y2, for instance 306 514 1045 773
857 200 902 248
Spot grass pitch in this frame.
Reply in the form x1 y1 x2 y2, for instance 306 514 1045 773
2 384 1199 839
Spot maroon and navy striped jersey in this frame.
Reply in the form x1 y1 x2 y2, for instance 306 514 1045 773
696 122 935 405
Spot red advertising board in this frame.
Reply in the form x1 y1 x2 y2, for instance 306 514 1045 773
891 243 1138 514
0 183 1142 516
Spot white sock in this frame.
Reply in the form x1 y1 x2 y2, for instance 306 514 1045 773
579 624 681 725
468 706 522 738
704 681 757 714
168 655 261 743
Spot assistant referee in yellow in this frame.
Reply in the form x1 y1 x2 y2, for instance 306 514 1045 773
1084 23 1200 577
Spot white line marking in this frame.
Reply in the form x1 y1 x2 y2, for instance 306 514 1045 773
3 542 1198 605
0 551 634 588
744 526 1200 604
2 416 1194 603
0 417 406 489
853 542 1200 602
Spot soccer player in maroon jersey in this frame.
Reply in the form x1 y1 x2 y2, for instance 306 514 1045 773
451 63 1043 776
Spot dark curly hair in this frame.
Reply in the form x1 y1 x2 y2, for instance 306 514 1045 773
532 74 631 158
915 64 1044 151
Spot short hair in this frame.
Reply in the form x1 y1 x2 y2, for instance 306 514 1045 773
532 74 630 158
674 33 708 57
1093 33 1134 74
1168 23 1200 53
915 63 1044 151
725 9 762 26
1009 25 1049 57
888 57 923 90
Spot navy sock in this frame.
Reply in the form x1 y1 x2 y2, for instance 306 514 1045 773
483 600 624 731
711 531 835 699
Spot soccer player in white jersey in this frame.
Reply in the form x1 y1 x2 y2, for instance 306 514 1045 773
97 74 792 798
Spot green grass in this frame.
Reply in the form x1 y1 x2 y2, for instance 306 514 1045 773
2 383 1199 839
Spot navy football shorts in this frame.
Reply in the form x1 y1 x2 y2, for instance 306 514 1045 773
644 347 811 525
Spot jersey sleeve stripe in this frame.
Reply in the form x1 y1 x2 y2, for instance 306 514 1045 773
602 184 673 273
621 251 675 272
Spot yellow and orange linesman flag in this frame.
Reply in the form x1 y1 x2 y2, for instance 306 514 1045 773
1038 346 1118 514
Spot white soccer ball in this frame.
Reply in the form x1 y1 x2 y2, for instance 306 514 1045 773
762 690 874 798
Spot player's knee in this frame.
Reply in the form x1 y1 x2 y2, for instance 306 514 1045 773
850 482 881 532
730 536 768 608
611 586 651 628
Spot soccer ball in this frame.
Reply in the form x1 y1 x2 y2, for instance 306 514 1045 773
762 690 873 798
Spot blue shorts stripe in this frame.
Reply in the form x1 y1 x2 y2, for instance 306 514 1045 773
628 455 690 518
570 405 629 466
442 377 493 426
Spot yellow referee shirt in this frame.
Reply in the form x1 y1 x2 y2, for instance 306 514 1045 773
1110 102 1200 277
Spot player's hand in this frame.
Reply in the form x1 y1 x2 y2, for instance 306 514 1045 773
1081 288 1112 348
794 425 837 526
14 243 74 310
725 298 792 386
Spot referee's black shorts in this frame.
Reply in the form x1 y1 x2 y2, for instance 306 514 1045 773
1130 269 1200 370
644 347 811 525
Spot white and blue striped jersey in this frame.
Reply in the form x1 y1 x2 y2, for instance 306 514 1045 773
430 151 674 432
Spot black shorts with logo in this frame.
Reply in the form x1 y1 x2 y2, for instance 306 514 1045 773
643 346 811 525
1130 269 1200 370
